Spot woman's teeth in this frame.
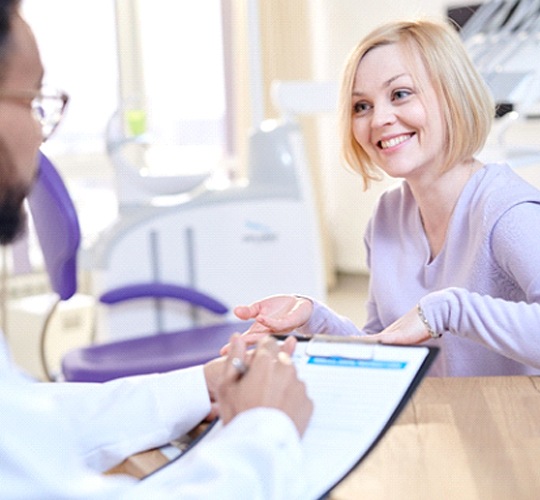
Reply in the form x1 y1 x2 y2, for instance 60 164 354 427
380 134 412 149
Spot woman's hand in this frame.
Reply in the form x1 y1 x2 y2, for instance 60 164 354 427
220 295 313 355
368 306 432 344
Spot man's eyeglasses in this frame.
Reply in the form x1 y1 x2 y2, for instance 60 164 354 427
0 87 69 141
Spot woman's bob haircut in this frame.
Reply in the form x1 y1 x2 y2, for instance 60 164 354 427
339 19 495 189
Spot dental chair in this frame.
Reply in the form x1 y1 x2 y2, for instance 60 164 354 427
461 0 540 168
27 151 250 382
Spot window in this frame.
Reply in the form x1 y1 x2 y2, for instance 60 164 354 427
22 1 228 166
138 0 226 149
22 0 118 155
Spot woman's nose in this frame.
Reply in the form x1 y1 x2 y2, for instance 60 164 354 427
371 102 396 128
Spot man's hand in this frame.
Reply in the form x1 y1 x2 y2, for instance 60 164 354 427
213 334 313 437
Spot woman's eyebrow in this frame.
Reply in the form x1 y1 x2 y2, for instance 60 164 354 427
352 73 409 97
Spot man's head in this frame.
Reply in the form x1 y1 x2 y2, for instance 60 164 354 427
0 0 45 244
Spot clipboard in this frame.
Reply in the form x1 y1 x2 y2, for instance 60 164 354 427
144 334 438 499
292 335 438 499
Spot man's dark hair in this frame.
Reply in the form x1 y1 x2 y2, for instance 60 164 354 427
0 0 20 74
0 0 28 246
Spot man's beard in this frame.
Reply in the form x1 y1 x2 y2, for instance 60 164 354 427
0 186 27 245
0 137 31 246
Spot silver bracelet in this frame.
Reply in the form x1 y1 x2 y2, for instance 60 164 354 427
417 303 442 339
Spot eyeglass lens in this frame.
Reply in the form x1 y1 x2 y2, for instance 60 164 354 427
32 94 67 140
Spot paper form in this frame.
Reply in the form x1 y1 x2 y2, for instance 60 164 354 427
177 336 435 499
292 338 433 499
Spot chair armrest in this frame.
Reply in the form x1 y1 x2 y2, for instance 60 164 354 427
99 283 229 315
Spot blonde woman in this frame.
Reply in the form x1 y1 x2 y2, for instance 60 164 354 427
231 18 540 377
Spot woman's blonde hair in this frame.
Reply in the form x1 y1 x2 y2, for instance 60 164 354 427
339 19 494 189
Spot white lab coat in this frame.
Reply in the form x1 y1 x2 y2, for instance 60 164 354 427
0 334 305 499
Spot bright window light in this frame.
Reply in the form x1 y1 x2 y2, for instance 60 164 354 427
21 0 228 158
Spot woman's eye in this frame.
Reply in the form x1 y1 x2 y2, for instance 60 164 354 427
353 101 370 114
393 89 412 101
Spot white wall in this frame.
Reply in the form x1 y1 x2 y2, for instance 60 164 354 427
305 1 464 273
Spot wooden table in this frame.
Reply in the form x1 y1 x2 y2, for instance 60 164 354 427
113 376 540 499
331 376 540 499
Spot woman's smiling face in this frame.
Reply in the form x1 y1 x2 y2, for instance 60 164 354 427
351 42 446 182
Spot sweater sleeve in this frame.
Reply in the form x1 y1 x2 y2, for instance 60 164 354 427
296 298 361 337
296 209 378 337
421 202 540 369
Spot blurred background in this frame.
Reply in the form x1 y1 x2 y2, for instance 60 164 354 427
4 0 540 379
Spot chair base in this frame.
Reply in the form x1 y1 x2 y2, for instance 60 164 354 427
62 321 251 382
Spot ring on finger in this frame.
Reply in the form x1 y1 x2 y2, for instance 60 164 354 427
231 357 248 376
278 351 293 365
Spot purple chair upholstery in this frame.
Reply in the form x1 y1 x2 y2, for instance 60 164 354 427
61 322 244 383
27 152 80 301
27 152 249 382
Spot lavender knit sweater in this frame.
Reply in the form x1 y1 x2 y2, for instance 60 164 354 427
301 163 540 376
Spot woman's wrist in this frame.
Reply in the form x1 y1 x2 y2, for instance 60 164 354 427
417 303 442 339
